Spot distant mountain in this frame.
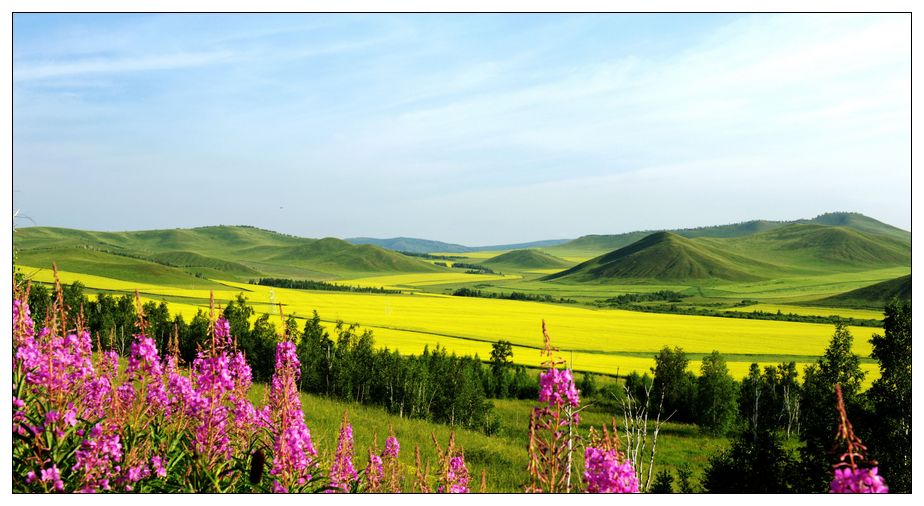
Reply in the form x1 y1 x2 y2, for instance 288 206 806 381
345 237 471 254
15 226 441 282
550 212 909 255
345 237 570 253
810 275 911 310
480 249 571 270
544 232 769 283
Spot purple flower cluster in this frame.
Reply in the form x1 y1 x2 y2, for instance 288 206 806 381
830 466 889 493
583 447 639 493
329 418 358 492
268 341 317 493
13 299 34 345
438 455 470 494
538 368 580 409
363 453 384 491
384 436 400 459
12 297 274 493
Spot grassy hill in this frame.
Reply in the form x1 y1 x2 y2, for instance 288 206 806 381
720 224 910 270
810 275 911 310
802 212 910 243
548 212 909 256
480 249 571 270
544 232 769 283
346 237 471 254
14 225 441 283
345 237 570 254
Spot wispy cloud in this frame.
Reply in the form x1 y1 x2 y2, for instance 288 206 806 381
15 50 236 81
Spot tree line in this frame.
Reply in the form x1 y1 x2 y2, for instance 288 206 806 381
637 300 910 493
451 287 577 304
250 277 400 294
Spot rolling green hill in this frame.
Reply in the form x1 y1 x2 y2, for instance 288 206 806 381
810 275 911 310
345 236 570 253
543 220 910 284
802 212 910 243
544 232 769 283
548 212 909 256
721 224 910 270
14 226 441 283
14 247 228 289
480 249 571 270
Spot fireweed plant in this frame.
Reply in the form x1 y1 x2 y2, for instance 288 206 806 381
525 321 581 492
410 432 470 493
12 273 410 493
361 429 402 493
829 384 888 494
583 420 639 493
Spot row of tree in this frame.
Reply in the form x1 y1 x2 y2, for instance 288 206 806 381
451 287 577 304
250 277 400 294
637 301 911 493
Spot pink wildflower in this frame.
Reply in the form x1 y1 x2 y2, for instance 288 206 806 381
329 414 357 492
583 446 639 493
538 368 580 408
830 467 889 493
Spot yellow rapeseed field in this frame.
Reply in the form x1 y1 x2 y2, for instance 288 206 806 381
723 303 884 321
338 272 521 288
25 268 882 384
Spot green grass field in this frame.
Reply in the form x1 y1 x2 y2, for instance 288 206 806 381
246 385 727 492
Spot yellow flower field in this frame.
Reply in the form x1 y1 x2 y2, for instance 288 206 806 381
723 303 884 321
338 272 521 288
26 267 882 384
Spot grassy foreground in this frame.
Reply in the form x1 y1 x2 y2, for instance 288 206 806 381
247 385 727 492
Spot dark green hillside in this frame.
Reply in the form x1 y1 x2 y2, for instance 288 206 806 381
801 212 910 243
810 275 911 310
732 224 910 268
270 238 442 274
148 251 261 277
544 232 767 282
549 212 909 256
14 226 441 281
480 249 571 270
15 247 227 289
551 232 652 254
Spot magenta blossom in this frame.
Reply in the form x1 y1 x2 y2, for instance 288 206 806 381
538 368 580 408
329 418 357 492
830 466 888 493
583 447 639 493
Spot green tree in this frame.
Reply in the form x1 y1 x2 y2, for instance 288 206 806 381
866 300 911 492
703 429 799 493
296 311 333 395
248 313 278 382
650 470 675 493
797 323 866 492
579 372 598 399
652 346 697 422
490 340 514 398
695 351 738 435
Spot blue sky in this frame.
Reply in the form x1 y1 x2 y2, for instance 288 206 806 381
13 14 910 244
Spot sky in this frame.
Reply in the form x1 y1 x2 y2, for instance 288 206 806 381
12 13 911 245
